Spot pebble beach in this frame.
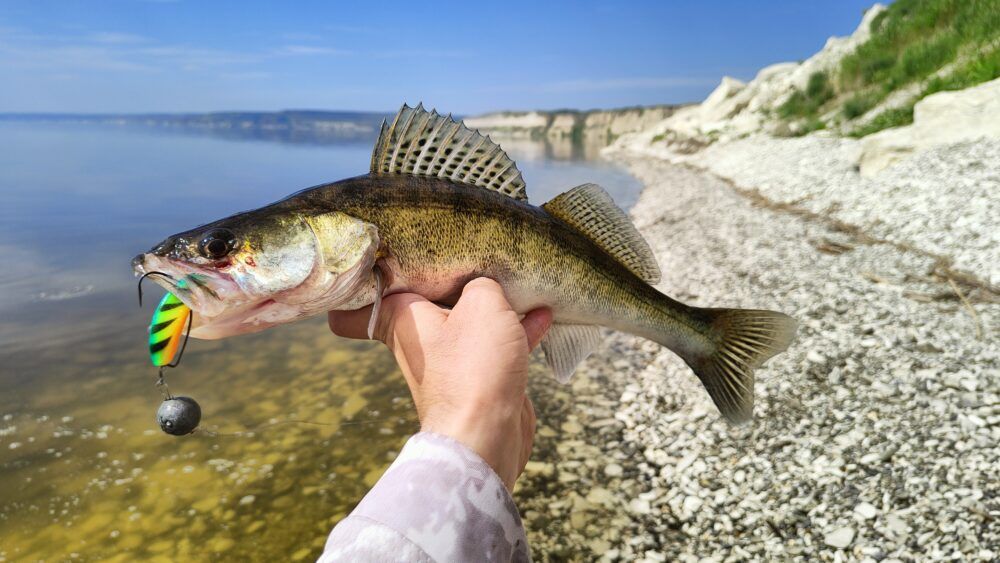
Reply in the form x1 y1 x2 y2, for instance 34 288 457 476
516 139 998 561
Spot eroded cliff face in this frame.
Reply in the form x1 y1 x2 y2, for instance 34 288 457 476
463 105 681 148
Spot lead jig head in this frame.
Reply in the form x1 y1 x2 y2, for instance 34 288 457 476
156 396 202 436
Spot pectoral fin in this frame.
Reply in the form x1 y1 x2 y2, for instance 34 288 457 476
367 265 385 340
541 324 603 383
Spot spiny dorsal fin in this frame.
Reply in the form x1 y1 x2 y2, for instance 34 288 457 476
370 103 528 201
543 183 661 284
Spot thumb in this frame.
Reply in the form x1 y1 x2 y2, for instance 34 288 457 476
520 308 553 351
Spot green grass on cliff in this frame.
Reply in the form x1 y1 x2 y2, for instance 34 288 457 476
779 0 1000 137
847 43 1000 137
840 0 998 93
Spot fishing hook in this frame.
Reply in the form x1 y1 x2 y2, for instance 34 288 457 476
137 271 176 308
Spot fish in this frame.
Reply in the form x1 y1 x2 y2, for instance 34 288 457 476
132 104 797 423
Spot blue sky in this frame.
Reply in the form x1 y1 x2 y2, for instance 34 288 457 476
0 0 880 114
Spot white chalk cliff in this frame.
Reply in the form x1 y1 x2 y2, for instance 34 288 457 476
611 4 1000 176
612 5 886 152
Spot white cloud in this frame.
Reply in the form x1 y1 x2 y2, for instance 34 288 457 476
220 71 272 80
275 44 350 56
324 24 377 35
0 42 156 72
373 49 473 60
538 77 717 92
477 76 717 95
279 32 324 42
89 32 149 44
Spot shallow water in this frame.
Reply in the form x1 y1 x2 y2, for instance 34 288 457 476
0 122 641 561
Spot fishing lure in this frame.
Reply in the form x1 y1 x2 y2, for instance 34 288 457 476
148 280 192 367
137 272 359 437
139 273 200 435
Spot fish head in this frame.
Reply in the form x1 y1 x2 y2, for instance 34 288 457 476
133 209 380 338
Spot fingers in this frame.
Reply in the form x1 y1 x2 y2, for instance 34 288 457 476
451 278 513 318
520 308 553 350
370 293 441 348
328 293 441 346
327 306 374 339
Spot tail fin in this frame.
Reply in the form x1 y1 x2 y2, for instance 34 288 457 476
683 308 797 425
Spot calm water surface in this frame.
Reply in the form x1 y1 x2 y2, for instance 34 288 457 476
0 122 640 561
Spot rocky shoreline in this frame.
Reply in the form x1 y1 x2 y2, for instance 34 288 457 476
516 148 998 561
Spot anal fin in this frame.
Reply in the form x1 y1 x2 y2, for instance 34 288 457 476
540 324 603 383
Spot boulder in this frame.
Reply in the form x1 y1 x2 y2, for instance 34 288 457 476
860 77 1000 176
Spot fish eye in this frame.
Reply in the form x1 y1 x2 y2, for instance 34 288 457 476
198 229 236 260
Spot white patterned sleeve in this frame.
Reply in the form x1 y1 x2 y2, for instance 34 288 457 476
318 432 531 563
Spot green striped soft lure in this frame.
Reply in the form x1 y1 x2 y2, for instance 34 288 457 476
148 282 191 367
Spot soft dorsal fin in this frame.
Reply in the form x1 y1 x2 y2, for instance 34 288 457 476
370 103 528 201
543 183 661 284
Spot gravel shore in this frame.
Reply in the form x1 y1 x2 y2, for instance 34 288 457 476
621 134 1000 287
517 149 998 561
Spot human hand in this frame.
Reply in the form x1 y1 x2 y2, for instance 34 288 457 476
328 278 553 490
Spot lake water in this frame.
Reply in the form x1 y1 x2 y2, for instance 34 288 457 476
0 122 641 561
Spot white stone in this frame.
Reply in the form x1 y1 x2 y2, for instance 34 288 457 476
886 514 908 536
860 77 1000 176
823 527 855 549
854 502 878 520
604 463 624 477
628 498 651 515
806 350 826 364
586 487 617 507
681 495 703 519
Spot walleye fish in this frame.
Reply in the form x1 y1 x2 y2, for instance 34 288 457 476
132 104 797 423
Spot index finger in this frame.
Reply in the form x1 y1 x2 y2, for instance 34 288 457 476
449 278 514 320
328 306 374 340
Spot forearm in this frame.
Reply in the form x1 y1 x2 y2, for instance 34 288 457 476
320 432 531 563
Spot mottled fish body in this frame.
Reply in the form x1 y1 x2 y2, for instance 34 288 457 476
133 105 797 423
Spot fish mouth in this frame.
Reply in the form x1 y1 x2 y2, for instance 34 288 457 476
132 253 243 318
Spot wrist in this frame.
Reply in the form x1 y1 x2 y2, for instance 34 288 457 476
421 402 521 489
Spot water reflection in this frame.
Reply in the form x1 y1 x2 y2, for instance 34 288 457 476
0 122 640 561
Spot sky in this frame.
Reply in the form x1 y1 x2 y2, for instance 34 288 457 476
0 0 881 115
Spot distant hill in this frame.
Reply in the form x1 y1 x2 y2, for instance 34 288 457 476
463 104 685 146
0 110 393 143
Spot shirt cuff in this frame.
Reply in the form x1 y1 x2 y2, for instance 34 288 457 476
324 431 530 562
